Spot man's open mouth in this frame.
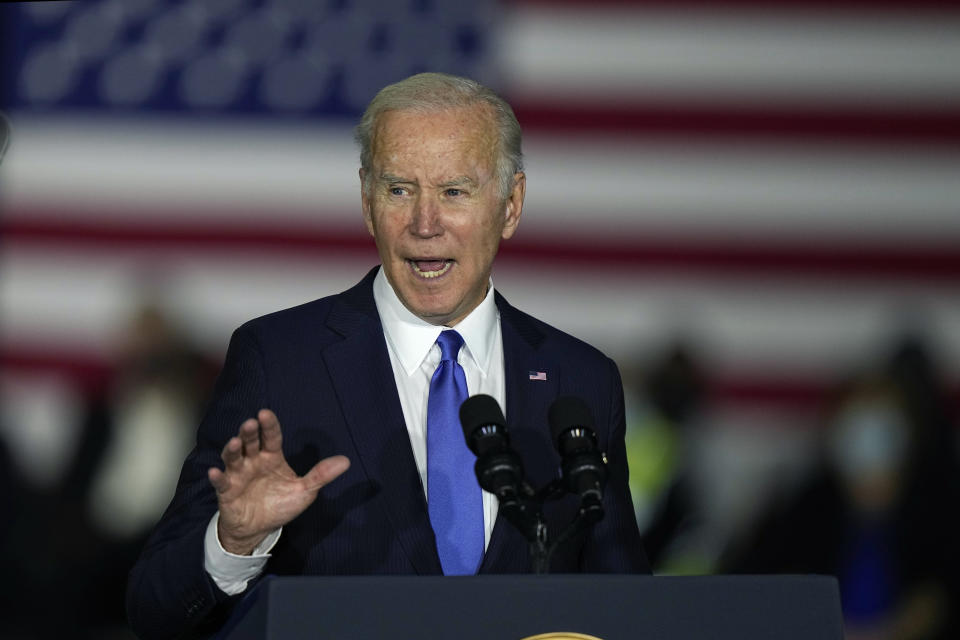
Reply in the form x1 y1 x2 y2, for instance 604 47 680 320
408 259 454 279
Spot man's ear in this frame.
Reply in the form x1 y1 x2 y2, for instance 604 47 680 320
501 172 525 240
360 168 375 236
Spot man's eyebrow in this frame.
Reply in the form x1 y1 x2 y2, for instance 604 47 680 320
438 176 477 188
378 173 415 184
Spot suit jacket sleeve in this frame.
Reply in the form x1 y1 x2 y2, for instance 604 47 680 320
126 325 268 640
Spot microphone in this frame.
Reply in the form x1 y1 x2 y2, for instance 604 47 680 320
548 396 607 521
459 394 524 502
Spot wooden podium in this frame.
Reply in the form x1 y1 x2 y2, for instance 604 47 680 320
217 574 843 639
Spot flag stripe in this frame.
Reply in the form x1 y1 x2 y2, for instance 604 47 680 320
4 346 958 415
498 6 960 106
5 250 960 406
5 217 960 281
513 102 960 142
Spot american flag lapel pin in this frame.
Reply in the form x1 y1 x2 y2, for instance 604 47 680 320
528 370 547 381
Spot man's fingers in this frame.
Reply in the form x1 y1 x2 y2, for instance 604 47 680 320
239 418 261 455
302 455 351 492
221 436 243 469
258 408 283 452
208 467 229 494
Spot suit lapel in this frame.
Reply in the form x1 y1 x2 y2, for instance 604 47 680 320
322 269 442 575
480 292 559 572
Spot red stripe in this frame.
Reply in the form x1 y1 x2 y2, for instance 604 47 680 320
510 102 960 142
4 347 958 416
1 350 116 395
0 217 376 255
4 216 960 282
500 236 960 280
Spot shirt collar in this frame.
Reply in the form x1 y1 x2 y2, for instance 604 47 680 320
373 267 499 377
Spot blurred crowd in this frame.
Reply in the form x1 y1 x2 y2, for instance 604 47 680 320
627 335 960 640
0 305 216 639
1 306 957 639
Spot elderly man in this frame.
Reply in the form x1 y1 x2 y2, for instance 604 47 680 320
127 73 648 639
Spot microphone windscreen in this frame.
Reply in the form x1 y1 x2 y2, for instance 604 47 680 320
548 396 595 444
459 394 506 441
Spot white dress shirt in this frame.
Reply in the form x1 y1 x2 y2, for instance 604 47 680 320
205 268 505 594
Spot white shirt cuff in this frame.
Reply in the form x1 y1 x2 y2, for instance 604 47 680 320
203 511 281 596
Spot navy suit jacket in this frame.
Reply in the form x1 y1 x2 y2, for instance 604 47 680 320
127 267 648 639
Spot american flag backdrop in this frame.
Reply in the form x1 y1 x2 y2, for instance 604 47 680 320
1 0 959 523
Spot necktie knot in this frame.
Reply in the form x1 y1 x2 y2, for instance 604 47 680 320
436 330 464 363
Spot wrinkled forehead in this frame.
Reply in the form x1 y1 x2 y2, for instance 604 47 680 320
370 105 499 169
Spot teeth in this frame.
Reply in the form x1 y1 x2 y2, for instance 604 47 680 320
410 260 452 279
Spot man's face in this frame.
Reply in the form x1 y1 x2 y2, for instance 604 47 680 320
361 105 524 326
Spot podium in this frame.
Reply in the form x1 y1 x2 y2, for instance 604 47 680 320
217 574 843 639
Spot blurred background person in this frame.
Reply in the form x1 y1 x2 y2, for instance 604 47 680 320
721 336 960 640
625 342 712 574
0 301 212 639
80 303 214 635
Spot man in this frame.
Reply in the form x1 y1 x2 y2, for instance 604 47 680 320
127 73 648 640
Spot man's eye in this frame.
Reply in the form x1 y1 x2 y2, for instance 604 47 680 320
389 187 405 196
445 188 463 197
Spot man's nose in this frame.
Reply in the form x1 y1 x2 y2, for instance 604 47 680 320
409 195 443 238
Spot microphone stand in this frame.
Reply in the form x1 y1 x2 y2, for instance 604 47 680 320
497 480 605 575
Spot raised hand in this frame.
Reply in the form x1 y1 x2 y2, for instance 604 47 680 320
207 409 350 555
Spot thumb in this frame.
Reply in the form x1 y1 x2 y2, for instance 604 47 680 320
302 455 351 492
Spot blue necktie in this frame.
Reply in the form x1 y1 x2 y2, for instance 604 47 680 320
427 330 483 575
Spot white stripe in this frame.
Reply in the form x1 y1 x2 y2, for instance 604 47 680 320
0 115 360 218
3 119 959 242
4 248 960 380
0 247 373 356
497 6 960 105
522 137 960 242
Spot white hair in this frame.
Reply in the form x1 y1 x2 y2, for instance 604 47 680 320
354 72 523 199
